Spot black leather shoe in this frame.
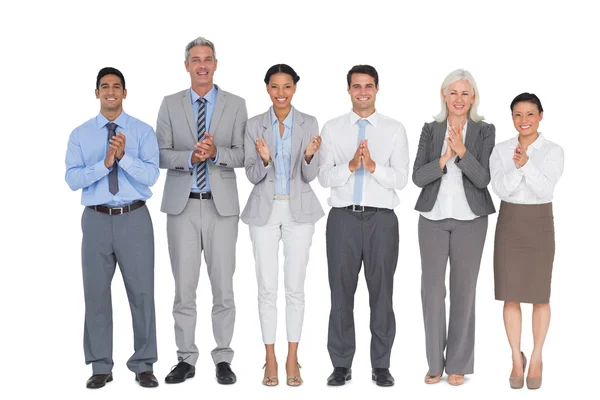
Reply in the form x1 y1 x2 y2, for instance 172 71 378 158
327 367 352 386
165 361 195 384
372 368 395 387
86 373 113 389
136 371 159 388
216 362 237 384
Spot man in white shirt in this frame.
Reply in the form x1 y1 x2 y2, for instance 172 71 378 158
318 65 409 387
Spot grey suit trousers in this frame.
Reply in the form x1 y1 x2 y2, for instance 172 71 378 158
81 205 157 374
418 215 487 376
167 197 237 365
326 207 398 368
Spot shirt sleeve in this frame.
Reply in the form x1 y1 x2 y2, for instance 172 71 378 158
65 128 110 191
318 123 353 188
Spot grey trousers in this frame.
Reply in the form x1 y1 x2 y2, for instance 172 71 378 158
167 198 237 365
81 205 157 375
326 207 399 368
418 215 488 376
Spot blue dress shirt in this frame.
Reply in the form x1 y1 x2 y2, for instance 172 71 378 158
65 111 160 206
271 107 293 196
189 86 219 193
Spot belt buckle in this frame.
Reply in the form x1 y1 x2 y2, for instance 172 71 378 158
109 206 124 216
351 205 364 212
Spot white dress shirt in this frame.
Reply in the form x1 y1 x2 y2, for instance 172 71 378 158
490 133 564 204
318 110 409 209
420 122 477 221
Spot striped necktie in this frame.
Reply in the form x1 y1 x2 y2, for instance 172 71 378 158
196 98 207 189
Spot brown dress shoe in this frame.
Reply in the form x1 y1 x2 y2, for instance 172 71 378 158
136 371 159 388
86 373 113 389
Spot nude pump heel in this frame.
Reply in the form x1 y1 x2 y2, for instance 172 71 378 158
526 361 542 390
509 351 527 389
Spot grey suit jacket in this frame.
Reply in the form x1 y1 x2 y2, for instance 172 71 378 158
156 86 248 216
412 120 496 216
240 109 325 226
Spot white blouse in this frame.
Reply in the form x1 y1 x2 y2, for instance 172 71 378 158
490 133 564 204
420 122 477 221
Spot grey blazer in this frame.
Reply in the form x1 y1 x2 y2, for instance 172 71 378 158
240 109 324 226
156 86 248 216
412 120 496 216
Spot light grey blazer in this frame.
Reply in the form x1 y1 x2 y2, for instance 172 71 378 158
241 109 324 226
156 86 248 216
412 120 496 216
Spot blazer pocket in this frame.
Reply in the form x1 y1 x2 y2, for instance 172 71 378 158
167 169 186 176
220 169 236 179
301 190 313 213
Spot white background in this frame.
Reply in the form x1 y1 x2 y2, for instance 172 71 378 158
1 1 598 399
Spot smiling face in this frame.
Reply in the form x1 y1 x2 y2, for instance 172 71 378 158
443 79 474 119
95 74 126 114
512 101 543 138
185 45 218 91
348 73 378 115
266 72 296 111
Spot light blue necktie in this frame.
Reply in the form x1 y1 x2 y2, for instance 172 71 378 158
353 119 368 204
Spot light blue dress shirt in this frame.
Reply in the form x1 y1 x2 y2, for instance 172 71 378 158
189 86 219 193
271 107 293 196
65 111 160 206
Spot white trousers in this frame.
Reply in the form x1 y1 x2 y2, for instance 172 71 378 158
249 200 315 344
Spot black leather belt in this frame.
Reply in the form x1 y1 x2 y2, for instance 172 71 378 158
88 200 145 215
189 192 212 200
344 205 384 212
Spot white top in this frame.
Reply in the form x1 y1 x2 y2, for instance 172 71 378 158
420 122 478 221
318 110 410 209
490 133 564 204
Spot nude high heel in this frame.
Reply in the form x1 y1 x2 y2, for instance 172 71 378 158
526 361 543 390
509 351 527 389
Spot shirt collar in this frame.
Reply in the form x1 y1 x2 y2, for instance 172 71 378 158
349 110 378 128
512 132 546 150
270 106 294 130
96 111 128 130
190 85 218 105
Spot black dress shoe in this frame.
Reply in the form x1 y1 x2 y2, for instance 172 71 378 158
327 367 352 386
372 368 395 387
86 373 113 389
136 371 159 388
216 362 237 384
165 361 195 384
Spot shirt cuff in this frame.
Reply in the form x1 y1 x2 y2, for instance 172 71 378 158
188 151 194 168
118 153 133 170
211 150 219 165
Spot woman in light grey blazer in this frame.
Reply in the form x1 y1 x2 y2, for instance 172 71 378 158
240 64 324 387
412 69 495 386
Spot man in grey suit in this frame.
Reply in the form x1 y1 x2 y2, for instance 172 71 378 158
156 36 248 385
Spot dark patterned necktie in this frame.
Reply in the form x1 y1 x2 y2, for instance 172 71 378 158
196 98 207 188
107 122 119 195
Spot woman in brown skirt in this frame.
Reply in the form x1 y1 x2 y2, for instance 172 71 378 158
490 93 564 390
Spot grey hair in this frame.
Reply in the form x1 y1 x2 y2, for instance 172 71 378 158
434 69 484 123
184 36 216 61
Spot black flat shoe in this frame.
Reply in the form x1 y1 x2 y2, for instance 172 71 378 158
372 368 395 387
327 367 352 386
86 373 113 389
216 362 237 385
165 361 195 384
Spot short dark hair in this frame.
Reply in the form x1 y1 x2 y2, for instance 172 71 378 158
264 64 300 84
510 92 543 113
96 67 126 90
347 65 378 87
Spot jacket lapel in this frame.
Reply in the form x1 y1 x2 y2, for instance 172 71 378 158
465 119 479 150
290 109 304 177
210 86 226 134
181 90 197 142
433 121 447 157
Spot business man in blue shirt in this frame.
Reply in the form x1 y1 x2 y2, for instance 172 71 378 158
65 67 160 389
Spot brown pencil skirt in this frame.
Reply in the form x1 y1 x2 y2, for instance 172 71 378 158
494 201 555 304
